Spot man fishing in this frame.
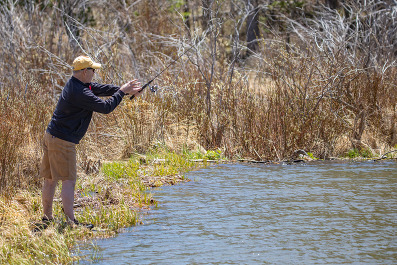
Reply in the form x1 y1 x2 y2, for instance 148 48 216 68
40 55 142 228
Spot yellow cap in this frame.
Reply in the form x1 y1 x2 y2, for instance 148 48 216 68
72 55 101 71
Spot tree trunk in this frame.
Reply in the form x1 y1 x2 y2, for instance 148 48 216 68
202 0 212 31
60 0 80 51
391 105 397 146
246 0 260 55
184 1 191 36
326 0 339 9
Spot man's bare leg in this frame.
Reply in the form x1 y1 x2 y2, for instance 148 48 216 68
42 178 57 219
61 179 76 223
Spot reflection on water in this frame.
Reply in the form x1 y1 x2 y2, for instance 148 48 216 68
81 161 397 264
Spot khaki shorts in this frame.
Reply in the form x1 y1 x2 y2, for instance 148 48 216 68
40 132 77 181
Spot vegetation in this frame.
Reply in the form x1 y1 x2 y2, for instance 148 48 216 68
346 148 374 159
0 144 207 264
0 0 396 193
0 0 396 263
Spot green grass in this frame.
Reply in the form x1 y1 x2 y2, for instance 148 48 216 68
101 145 221 181
346 148 374 159
181 147 224 161
204 149 223 160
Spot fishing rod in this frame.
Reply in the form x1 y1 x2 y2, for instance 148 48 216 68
130 43 196 99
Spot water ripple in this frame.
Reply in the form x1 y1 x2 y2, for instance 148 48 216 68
83 161 397 264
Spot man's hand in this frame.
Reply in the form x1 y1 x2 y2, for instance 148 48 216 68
120 79 142 96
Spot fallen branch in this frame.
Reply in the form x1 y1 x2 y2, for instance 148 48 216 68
374 150 397 161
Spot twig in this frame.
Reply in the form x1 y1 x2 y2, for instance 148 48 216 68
374 150 397 161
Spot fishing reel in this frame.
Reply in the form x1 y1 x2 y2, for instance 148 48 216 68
130 83 158 99
149 85 158 93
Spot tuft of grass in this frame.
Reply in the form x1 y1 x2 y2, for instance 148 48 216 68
306 152 317 160
346 148 374 159
81 204 139 232
100 145 219 188
101 162 128 180
0 192 78 264
204 149 223 160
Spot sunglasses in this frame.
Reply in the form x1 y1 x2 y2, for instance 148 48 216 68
86 68 96 73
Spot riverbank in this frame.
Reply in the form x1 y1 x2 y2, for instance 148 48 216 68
0 148 218 264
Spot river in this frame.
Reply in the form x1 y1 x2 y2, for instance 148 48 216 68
80 160 397 264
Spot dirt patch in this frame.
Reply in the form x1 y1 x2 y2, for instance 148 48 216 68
140 174 190 187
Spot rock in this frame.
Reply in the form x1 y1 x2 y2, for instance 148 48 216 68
293 149 313 161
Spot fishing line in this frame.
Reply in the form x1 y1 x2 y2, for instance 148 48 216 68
130 1 204 99
130 42 196 99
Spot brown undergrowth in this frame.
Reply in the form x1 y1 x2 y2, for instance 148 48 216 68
1 0 396 194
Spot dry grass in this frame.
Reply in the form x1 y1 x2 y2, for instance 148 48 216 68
0 0 396 194
0 191 77 264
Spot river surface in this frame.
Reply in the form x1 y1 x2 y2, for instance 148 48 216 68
81 161 397 264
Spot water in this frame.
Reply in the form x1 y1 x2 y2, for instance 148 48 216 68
82 161 397 264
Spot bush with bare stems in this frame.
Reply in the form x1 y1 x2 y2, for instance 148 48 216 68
0 0 396 193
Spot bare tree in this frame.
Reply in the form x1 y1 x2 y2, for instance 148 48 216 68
286 0 397 148
326 0 339 9
246 0 260 54
202 0 212 30
58 0 94 52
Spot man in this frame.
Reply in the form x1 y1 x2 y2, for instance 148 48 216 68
40 55 142 228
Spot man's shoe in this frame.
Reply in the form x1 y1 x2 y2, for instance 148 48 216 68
33 217 54 232
73 219 94 229
42 217 53 223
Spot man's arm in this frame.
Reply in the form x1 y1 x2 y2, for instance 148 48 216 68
76 87 125 114
90 83 120 97
90 80 142 97
70 79 142 114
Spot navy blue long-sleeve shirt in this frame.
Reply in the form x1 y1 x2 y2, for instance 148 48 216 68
47 76 126 144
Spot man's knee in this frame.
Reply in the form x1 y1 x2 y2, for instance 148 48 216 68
61 179 76 191
43 178 57 190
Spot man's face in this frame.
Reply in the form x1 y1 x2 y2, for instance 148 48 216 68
84 68 96 83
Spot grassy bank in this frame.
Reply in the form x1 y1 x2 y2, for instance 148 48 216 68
0 146 218 264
